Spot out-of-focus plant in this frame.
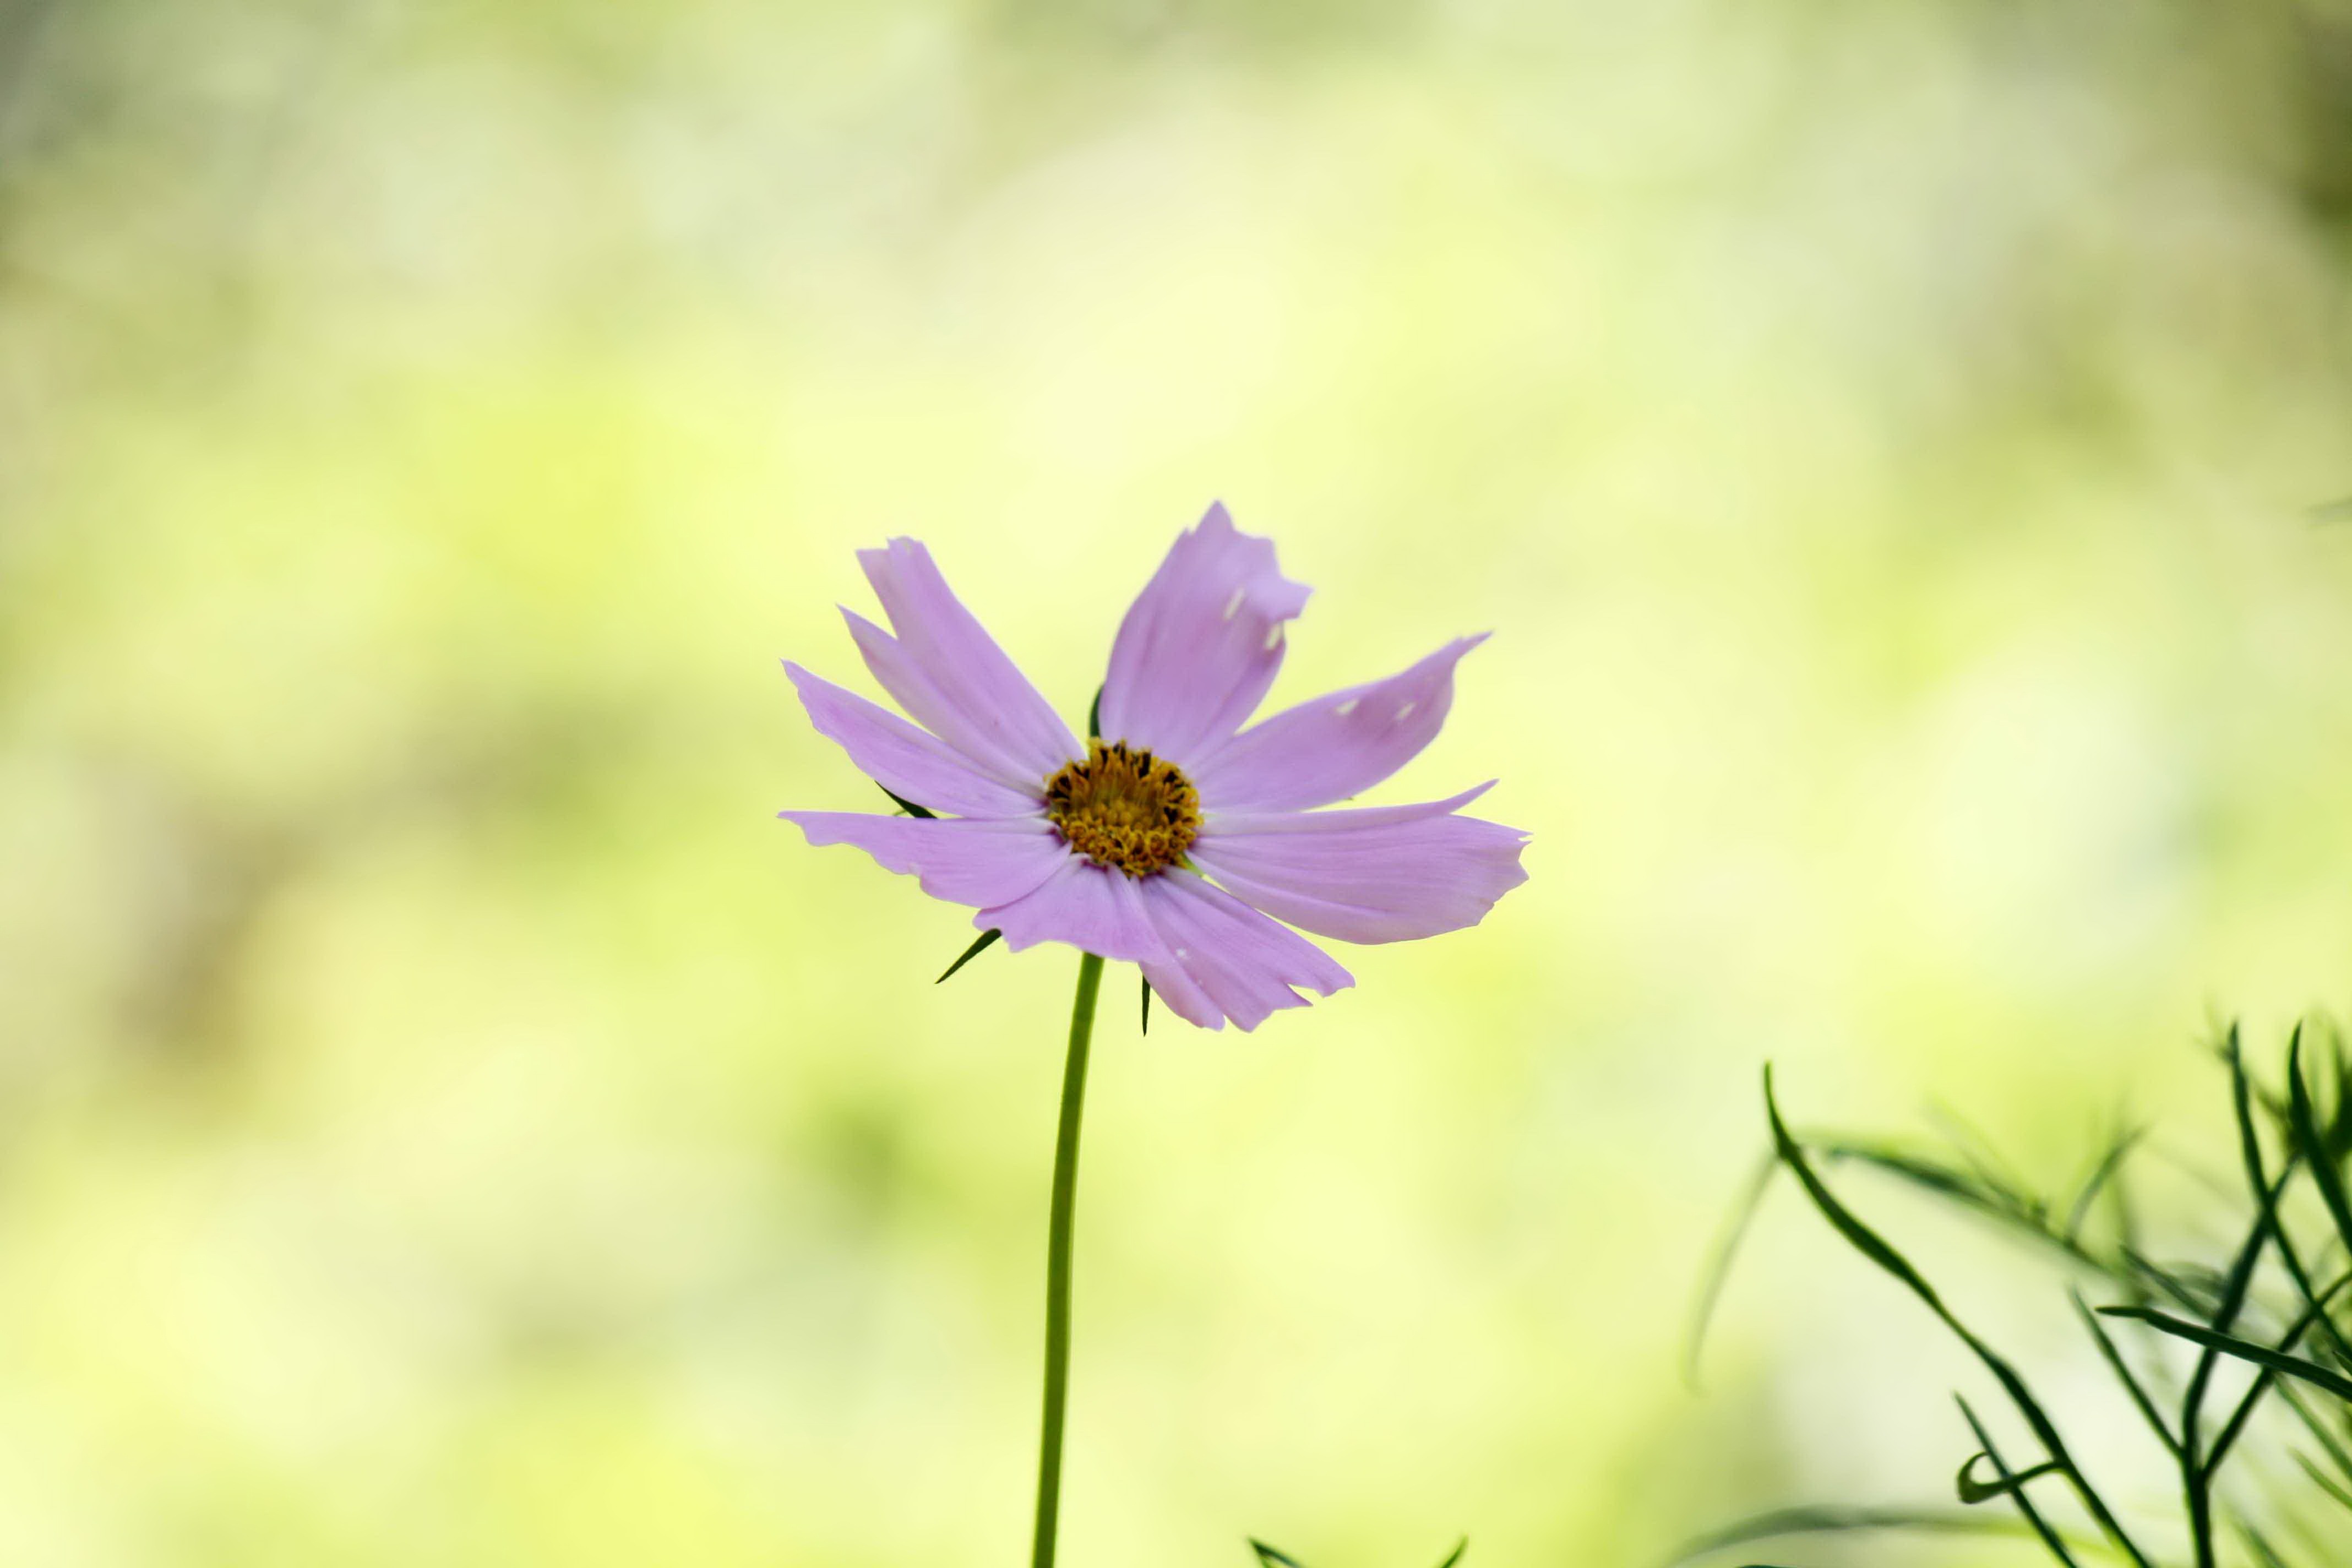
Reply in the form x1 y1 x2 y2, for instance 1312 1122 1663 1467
1684 1025 2352 1567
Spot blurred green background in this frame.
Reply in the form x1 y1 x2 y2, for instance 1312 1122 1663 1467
3 0 2350 1562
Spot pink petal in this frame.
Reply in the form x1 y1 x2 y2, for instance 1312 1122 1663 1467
1187 635 1487 812
779 812 1069 909
1097 503 1313 765
1135 870 1354 1033
842 609 1039 787
1188 808 1528 944
854 539 1082 782
1206 781 1496 835
785 662 1042 819
979 857 1164 962
1132 943 1221 1030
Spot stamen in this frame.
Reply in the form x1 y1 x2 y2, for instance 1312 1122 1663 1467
1042 739 1202 878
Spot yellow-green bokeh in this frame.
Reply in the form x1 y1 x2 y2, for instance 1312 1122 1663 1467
3 1 2350 1562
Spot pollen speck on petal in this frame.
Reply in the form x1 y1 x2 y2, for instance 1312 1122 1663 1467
1134 870 1352 1033
1188 634 1489 813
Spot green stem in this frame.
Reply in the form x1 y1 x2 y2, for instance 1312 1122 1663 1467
1031 950 1104 1568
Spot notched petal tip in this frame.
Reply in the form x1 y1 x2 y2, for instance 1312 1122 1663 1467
857 536 928 573
1098 503 1314 761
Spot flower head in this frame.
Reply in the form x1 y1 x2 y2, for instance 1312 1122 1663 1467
780 503 1529 1031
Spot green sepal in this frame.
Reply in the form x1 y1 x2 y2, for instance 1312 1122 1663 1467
876 782 935 819
935 927 1001 984
1242 1537 1465 1566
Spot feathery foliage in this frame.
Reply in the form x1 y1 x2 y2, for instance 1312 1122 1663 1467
1684 1022 2352 1567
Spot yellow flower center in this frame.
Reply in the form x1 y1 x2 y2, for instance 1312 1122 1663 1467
1043 740 1201 878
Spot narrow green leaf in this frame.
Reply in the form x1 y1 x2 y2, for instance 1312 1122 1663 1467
2289 1031 2352 1268
1954 1396 2079 1565
1141 974 1152 1036
2294 1447 2352 1513
935 927 1001 983
2201 1030 2333 1485
876 782 936 819
2205 1270 2352 1480
2070 1287 2179 1456
2233 1521 2293 1568
1431 1539 1468 1568
2100 1306 2352 1402
1762 1068 2152 1568
1682 1151 1776 1390
2064 1124 2145 1245
2282 1380 2352 1485
1665 1503 2074 1565
2107 1151 2184 1413
2326 1027 2352 1159
1814 1139 2173 1303
1956 1451 2063 1505
2198 1030 2290 1359
1763 1077 1946 1309
1088 685 1104 740
1816 1143 2002 1215
2116 1244 2209 1316
2185 1023 2302 1543
1926 1102 2034 1200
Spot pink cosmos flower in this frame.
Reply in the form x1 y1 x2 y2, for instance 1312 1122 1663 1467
780 504 1528 1031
